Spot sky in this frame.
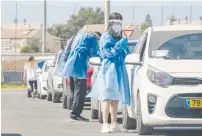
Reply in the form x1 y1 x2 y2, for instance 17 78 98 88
1 0 202 27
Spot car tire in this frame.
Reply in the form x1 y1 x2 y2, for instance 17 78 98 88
27 90 31 98
137 94 153 135
40 94 46 99
52 91 60 103
47 92 52 101
91 109 98 119
122 108 137 130
62 92 67 109
66 95 72 110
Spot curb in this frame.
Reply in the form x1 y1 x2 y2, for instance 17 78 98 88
1 89 26 91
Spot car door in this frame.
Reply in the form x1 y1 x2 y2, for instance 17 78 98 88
48 56 57 90
126 32 148 116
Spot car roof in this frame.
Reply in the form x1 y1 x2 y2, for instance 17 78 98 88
128 39 138 43
35 56 55 61
151 25 202 32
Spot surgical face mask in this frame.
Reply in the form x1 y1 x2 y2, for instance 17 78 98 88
111 23 122 34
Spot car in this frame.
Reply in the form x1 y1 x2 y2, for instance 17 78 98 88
47 50 63 103
36 59 54 99
62 66 94 109
90 39 138 122
124 25 202 135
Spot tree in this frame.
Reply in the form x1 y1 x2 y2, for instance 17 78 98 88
200 16 202 24
140 14 153 32
48 7 104 40
20 38 41 53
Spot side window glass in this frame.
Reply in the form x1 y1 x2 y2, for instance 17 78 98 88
140 34 148 61
134 33 146 54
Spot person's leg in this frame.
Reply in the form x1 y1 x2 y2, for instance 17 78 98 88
33 80 38 96
70 78 88 121
109 100 120 132
101 100 111 133
69 77 75 104
28 81 34 92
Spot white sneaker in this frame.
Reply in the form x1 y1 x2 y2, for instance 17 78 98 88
101 123 110 133
110 123 121 133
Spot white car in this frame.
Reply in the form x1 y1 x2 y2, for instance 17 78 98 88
36 59 54 99
124 25 202 135
47 50 63 103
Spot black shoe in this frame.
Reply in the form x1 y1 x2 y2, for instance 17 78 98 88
77 116 89 122
69 115 79 122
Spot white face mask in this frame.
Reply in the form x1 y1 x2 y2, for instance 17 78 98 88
111 23 122 34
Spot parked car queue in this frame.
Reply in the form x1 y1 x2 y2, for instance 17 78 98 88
28 25 202 135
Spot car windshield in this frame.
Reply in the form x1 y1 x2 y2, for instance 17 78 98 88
149 30 202 60
128 41 138 53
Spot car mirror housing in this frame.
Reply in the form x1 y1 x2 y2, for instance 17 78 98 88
125 54 142 66
89 57 101 66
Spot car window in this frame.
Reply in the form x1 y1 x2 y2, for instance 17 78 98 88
139 34 148 61
149 31 202 59
134 33 147 54
128 41 138 53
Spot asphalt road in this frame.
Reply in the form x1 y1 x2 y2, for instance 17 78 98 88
1 91 202 136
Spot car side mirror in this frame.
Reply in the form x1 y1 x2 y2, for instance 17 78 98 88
36 68 42 74
49 62 55 67
125 54 142 66
89 57 101 66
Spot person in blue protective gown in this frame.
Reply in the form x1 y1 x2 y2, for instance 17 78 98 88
62 31 101 122
87 12 131 133
55 36 75 76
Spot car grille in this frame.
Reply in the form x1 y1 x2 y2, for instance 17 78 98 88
172 78 202 85
165 93 202 119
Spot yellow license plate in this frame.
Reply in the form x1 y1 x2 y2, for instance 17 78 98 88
185 98 202 109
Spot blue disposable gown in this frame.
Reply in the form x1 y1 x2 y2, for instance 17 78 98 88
62 33 99 79
55 38 74 77
87 32 131 105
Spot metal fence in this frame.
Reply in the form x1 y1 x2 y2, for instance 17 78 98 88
1 53 57 84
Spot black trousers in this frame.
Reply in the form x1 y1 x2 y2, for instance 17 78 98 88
28 80 37 92
70 77 87 117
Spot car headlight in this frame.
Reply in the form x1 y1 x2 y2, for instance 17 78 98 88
147 65 173 88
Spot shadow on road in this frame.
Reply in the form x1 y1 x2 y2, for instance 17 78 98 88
153 129 202 136
1 134 21 136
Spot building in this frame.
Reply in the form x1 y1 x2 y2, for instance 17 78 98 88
167 19 202 25
1 23 62 53
79 24 105 34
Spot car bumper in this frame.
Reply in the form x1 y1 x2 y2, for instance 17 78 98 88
139 77 202 126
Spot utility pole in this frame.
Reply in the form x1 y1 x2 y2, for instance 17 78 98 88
190 4 192 24
42 0 47 54
161 4 164 26
104 0 110 31
14 2 18 71
15 2 18 54
132 4 135 24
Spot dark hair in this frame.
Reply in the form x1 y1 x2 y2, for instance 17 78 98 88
28 56 34 62
93 31 102 38
109 12 123 21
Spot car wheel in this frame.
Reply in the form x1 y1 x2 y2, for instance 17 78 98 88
47 92 52 101
52 91 60 103
40 94 46 99
91 109 98 119
27 89 31 98
62 91 67 109
91 99 98 119
122 108 137 129
137 94 153 135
